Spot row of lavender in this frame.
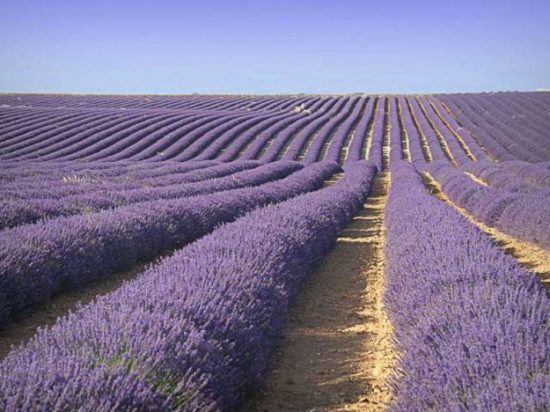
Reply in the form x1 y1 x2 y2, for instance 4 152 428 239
385 161 549 410
0 96 320 161
0 103 306 161
3 91 548 238
381 91 550 409
383 93 549 168
0 161 377 411
0 93 492 166
0 95 387 231
369 95 484 167
1 161 300 229
396 93 550 189
2 92 548 247
0 161 340 328
462 159 550 189
426 161 550 250
3 127 545 188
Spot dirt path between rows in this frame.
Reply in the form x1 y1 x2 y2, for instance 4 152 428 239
422 172 550 286
251 172 395 411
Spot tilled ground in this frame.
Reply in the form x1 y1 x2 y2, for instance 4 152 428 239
251 173 395 411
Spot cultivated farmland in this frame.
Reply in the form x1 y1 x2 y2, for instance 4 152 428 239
0 92 548 411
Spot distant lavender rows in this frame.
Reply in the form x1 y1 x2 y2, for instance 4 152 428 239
438 92 550 162
410 105 550 251
2 92 548 164
0 95 381 164
0 93 550 164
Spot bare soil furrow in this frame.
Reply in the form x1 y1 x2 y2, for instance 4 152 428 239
362 97 381 161
396 98 411 162
252 173 395 411
421 172 550 286
464 171 489 186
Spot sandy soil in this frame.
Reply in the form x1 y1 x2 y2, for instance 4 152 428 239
251 173 395 411
396 99 411 162
422 172 550 286
464 171 489 186
322 172 345 188
362 98 381 161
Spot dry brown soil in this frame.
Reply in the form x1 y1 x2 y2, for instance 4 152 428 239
252 173 395 412
422 172 550 286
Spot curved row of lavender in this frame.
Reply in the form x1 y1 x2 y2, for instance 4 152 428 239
2 161 255 198
0 162 340 328
0 125 388 229
388 95 484 168
0 161 376 411
0 105 306 162
1 162 237 197
426 161 550 250
2 160 302 228
392 94 550 173
383 93 550 253
385 161 549 411
2 93 548 165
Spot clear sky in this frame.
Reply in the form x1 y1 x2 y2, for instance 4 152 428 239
1 0 549 94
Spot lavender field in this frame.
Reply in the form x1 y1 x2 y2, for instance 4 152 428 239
0 92 549 411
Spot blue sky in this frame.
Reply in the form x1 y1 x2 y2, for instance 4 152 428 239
1 0 549 94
